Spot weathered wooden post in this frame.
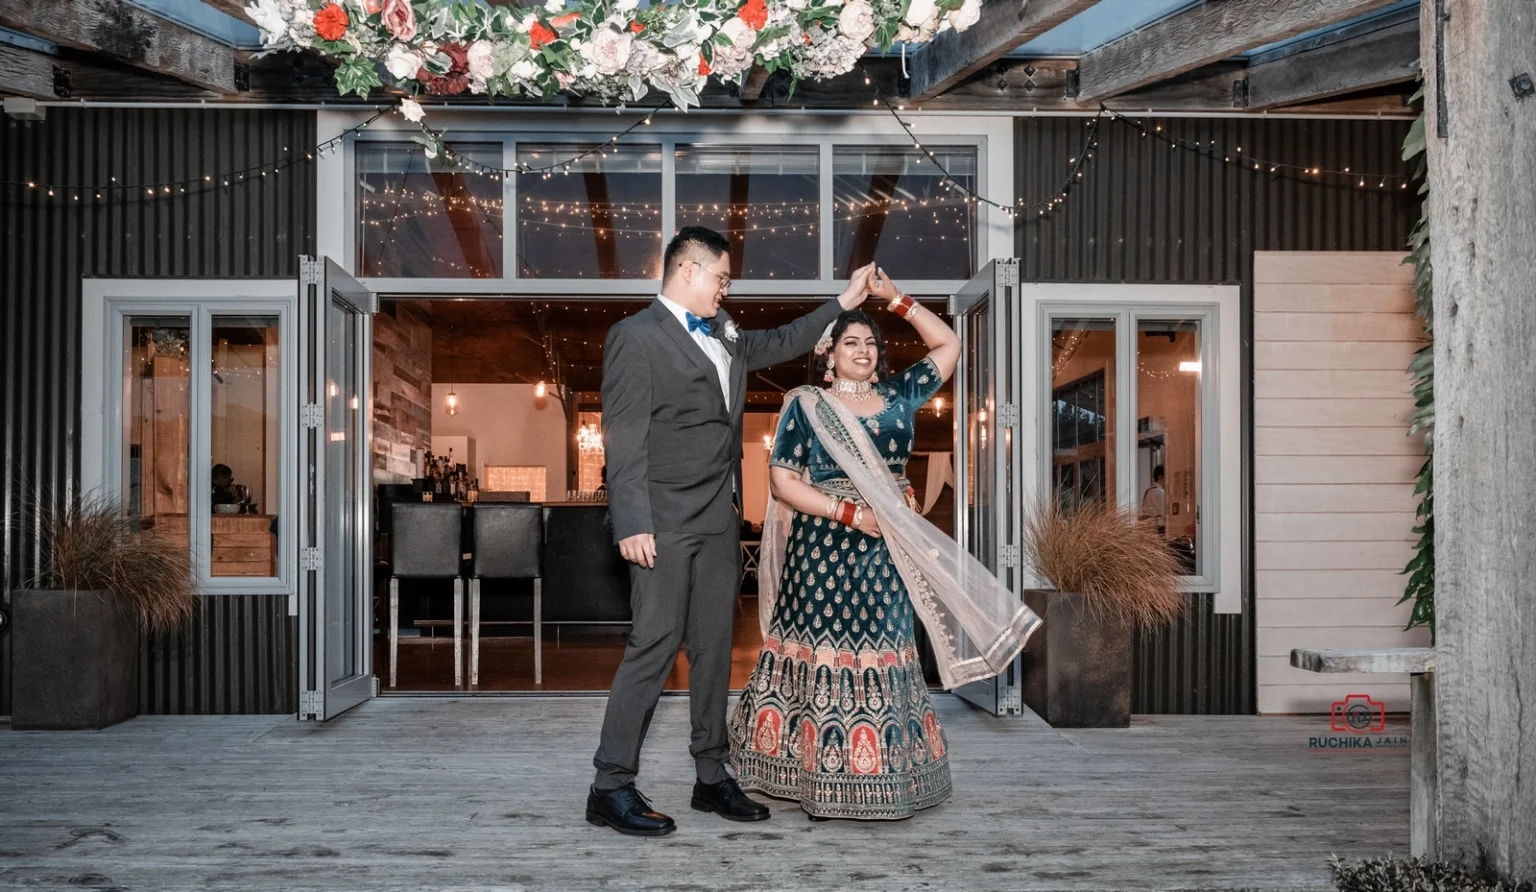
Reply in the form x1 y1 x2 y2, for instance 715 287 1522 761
1423 0 1536 880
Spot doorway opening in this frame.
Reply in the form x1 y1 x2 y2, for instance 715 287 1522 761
372 297 957 693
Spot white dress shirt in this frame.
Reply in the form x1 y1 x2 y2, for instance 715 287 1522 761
656 293 731 410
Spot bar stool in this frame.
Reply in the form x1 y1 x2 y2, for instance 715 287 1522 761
468 503 544 686
389 502 466 689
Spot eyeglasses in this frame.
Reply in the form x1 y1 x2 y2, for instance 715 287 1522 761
686 260 731 291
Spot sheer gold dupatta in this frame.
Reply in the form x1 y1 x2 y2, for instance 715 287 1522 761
759 387 1042 690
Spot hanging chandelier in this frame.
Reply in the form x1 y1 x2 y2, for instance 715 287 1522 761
577 423 603 455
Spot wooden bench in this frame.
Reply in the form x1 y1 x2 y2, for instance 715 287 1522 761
1290 646 1436 858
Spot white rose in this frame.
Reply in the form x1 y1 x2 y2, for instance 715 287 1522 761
467 41 495 82
720 17 756 50
585 24 635 76
384 44 423 80
510 59 540 80
398 97 425 122
837 0 876 44
949 0 980 31
246 0 289 40
614 0 639 11
785 0 808 10
543 0 564 11
903 0 936 28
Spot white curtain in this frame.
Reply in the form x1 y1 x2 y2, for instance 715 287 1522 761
919 451 953 516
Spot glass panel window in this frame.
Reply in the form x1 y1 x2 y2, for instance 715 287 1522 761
326 299 362 677
356 142 504 278
1050 318 1117 510
964 305 995 568
517 144 663 278
1137 319 1202 576
833 146 976 279
674 146 819 280
210 316 282 578
126 318 192 548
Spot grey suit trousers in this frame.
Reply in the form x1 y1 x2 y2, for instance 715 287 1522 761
592 525 742 790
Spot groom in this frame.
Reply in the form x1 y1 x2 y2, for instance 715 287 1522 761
587 226 870 836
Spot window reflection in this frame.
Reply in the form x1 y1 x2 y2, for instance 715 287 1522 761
675 146 819 280
356 143 504 278
1137 319 1202 576
210 316 281 578
1050 318 1116 510
833 146 976 279
517 144 663 279
127 318 192 547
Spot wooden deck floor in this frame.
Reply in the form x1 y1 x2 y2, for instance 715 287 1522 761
0 696 1408 892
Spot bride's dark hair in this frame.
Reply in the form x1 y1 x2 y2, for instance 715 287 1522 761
807 310 891 386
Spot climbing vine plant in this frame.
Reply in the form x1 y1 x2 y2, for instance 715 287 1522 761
1399 77 1434 641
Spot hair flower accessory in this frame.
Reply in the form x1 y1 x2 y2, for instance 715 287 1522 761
813 321 835 356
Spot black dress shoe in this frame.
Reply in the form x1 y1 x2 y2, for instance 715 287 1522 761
690 777 770 822
586 783 676 837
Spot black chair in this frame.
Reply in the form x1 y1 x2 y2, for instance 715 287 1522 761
389 502 466 689
468 503 544 686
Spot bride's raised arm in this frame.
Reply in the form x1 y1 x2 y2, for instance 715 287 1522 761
866 267 960 381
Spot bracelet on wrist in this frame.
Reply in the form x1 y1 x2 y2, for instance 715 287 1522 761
852 506 865 528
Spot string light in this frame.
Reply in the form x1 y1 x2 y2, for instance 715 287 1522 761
2 109 389 201
1100 108 1410 189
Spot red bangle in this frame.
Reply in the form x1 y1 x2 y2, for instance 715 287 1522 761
837 501 856 526
888 293 913 316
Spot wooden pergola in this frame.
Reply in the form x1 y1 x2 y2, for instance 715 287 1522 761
0 0 1418 115
1 0 1531 882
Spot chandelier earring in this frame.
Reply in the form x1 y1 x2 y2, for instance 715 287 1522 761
824 358 836 384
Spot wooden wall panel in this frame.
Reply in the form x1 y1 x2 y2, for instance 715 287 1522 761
1253 251 1428 714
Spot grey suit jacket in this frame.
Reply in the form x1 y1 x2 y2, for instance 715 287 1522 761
601 298 843 541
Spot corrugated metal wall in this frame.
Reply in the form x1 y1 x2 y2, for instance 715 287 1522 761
1 107 316 716
1016 115 1417 714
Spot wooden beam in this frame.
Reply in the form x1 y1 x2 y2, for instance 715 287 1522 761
1077 0 1400 103
0 0 239 93
1246 19 1419 110
1424 0 1536 878
738 64 771 102
0 43 204 100
0 44 57 99
906 0 1100 101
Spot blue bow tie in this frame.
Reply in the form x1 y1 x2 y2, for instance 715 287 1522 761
686 313 713 337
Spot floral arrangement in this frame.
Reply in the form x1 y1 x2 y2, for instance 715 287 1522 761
247 0 981 118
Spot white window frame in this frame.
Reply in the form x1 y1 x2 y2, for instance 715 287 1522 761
1022 285 1242 614
318 109 1014 298
81 279 300 598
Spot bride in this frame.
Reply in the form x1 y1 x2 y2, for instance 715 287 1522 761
727 268 1042 821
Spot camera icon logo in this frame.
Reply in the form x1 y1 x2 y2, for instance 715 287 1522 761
1330 693 1386 733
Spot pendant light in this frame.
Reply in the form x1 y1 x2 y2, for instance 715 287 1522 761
444 323 460 416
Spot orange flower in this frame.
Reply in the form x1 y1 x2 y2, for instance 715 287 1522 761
629 20 644 32
363 0 383 14
551 11 581 28
698 55 711 76
738 0 768 30
313 2 349 41
530 21 557 48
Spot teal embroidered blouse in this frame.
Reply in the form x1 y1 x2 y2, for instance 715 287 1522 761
769 357 944 485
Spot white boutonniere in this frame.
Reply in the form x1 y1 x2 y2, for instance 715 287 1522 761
722 320 739 343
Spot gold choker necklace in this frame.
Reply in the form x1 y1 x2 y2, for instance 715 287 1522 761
831 377 874 395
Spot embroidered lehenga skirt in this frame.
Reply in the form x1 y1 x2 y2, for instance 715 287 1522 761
728 512 952 820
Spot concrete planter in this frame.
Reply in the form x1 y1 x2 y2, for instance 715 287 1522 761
1021 589 1132 728
10 589 139 730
